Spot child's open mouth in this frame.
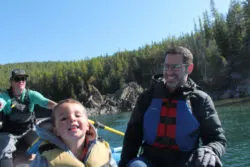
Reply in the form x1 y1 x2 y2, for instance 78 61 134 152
68 125 79 131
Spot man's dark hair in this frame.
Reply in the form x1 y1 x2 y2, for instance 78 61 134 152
165 46 193 64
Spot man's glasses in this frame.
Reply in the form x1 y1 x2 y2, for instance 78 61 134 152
163 64 188 71
13 77 27 82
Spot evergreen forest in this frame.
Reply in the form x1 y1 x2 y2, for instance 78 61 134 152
0 0 249 101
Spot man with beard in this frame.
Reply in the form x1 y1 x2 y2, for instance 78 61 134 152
119 46 226 167
0 69 57 167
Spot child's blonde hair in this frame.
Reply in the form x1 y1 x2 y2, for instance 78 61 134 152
51 98 88 127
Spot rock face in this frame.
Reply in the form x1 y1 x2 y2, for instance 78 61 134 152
83 82 144 116
34 82 144 117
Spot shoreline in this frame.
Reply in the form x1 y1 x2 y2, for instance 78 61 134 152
214 97 250 107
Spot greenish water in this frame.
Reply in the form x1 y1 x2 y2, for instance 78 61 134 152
91 101 250 167
218 101 250 167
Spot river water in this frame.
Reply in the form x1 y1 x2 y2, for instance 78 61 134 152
91 100 250 167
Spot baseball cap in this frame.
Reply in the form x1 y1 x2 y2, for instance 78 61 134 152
10 69 29 80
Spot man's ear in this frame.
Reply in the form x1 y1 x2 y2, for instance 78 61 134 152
187 64 194 74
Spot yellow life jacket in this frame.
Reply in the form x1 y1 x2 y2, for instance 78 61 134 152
40 140 111 167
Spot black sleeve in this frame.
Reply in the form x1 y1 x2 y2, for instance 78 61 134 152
199 94 227 157
119 89 152 167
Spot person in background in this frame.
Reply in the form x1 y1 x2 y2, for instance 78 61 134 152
119 46 226 167
30 98 117 167
0 68 57 167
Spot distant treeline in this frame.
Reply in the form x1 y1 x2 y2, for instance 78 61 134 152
0 0 249 101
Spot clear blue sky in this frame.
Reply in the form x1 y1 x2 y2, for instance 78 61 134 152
0 0 231 65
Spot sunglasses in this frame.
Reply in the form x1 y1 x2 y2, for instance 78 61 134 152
163 64 189 71
13 77 27 82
